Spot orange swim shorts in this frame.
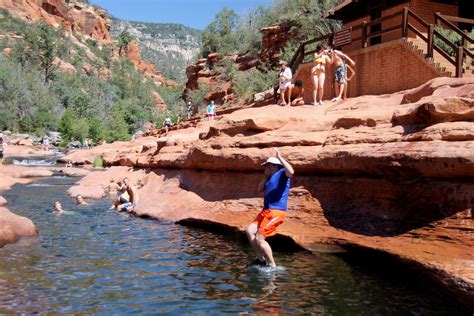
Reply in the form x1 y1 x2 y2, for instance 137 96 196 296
253 209 287 238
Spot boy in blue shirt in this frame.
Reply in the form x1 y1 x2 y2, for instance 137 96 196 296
207 101 216 120
246 148 294 267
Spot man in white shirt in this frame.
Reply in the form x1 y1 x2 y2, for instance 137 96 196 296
278 60 292 106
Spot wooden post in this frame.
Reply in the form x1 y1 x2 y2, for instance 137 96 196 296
455 46 464 78
435 12 441 27
427 24 434 58
361 21 367 48
464 30 472 69
402 7 408 38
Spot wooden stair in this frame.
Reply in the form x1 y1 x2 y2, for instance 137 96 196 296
406 34 474 78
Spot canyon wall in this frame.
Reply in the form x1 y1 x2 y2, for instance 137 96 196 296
62 77 474 310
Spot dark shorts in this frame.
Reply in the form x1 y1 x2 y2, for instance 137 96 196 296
165 123 170 127
335 64 347 84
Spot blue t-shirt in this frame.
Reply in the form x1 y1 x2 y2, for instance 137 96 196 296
263 168 290 211
207 104 216 115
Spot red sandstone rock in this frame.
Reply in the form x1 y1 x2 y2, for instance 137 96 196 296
0 196 7 207
0 165 53 191
184 21 293 108
0 207 38 247
65 77 474 308
0 0 111 43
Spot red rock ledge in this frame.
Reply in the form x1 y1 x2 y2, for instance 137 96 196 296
63 77 474 311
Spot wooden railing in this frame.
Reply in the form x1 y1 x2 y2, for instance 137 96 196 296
289 7 474 78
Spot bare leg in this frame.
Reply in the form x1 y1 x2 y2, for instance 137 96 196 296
246 223 265 261
110 196 120 209
318 73 326 105
256 233 276 267
333 82 345 101
279 89 287 106
312 75 318 105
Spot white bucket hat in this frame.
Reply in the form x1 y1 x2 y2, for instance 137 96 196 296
262 157 282 166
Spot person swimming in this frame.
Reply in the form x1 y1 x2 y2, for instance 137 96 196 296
75 195 88 206
54 201 64 213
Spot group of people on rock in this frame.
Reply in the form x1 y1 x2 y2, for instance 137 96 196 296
163 100 217 133
278 44 355 106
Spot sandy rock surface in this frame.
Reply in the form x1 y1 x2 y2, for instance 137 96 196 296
0 207 38 247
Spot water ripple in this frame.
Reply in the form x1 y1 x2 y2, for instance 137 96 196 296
0 177 464 314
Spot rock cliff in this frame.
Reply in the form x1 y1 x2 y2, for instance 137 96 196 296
110 18 200 82
62 77 474 310
0 0 111 42
0 0 172 106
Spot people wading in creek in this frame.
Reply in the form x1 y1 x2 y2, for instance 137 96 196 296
246 148 294 267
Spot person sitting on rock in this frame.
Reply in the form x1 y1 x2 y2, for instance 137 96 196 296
76 195 88 206
286 80 305 106
109 178 129 209
246 148 294 267
65 160 73 168
117 179 138 212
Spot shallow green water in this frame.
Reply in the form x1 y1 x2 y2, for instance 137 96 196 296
0 176 465 314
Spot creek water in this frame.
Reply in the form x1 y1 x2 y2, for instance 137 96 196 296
0 176 464 314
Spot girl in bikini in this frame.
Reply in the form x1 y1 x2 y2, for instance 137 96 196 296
312 45 332 105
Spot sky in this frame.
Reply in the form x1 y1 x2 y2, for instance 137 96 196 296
91 0 273 30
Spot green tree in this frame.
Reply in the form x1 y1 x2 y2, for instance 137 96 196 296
186 83 209 114
201 7 239 56
118 30 133 55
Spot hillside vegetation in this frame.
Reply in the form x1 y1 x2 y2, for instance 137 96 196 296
0 8 158 144
110 19 201 82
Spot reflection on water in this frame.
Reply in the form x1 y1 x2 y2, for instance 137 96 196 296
0 177 464 314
